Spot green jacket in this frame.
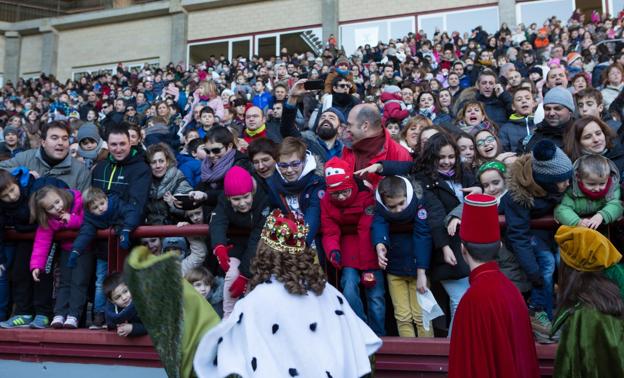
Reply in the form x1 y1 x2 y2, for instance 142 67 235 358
553 305 624 378
554 158 623 226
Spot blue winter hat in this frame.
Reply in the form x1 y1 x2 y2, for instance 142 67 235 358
322 107 346 124
162 237 188 255
531 140 573 185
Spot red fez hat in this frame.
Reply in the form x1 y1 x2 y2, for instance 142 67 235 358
459 193 500 244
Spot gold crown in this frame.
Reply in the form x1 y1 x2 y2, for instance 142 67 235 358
260 210 309 254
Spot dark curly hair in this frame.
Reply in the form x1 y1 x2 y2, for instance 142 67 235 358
249 239 326 296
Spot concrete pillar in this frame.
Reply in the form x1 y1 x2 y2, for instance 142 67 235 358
4 31 21 85
322 0 339 47
170 0 187 66
41 30 58 76
499 0 517 28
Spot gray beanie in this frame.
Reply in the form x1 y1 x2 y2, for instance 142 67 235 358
3 126 18 138
77 123 101 144
531 140 573 185
543 87 575 112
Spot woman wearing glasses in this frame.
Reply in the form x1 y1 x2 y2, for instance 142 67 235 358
473 129 518 171
192 126 253 214
266 137 325 246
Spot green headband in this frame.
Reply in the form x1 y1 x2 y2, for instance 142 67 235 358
477 160 507 177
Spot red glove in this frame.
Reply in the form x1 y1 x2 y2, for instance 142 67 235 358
360 271 377 289
229 275 249 298
213 244 231 272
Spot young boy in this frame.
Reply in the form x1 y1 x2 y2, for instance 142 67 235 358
71 187 138 329
197 106 217 139
320 157 384 336
499 87 537 152
184 266 224 317
575 88 620 132
371 175 435 338
178 138 205 188
210 166 269 318
554 154 623 229
103 272 147 337
0 126 24 159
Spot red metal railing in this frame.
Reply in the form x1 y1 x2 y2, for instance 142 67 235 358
3 217 563 375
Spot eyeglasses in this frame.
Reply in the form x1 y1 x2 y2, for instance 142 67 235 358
204 146 225 155
476 136 496 148
336 83 352 89
277 160 303 169
330 189 352 199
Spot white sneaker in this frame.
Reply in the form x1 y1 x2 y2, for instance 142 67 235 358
63 316 78 329
51 315 65 329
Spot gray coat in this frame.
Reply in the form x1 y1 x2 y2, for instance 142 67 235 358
0 148 91 191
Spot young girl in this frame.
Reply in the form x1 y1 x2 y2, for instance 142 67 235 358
554 154 623 230
29 186 86 329
455 132 476 167
416 91 441 123
0 169 68 328
455 101 497 135
473 129 503 166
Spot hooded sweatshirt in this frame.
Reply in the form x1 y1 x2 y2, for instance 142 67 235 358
266 151 325 245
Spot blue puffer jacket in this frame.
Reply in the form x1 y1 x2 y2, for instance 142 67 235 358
266 153 325 245
499 154 561 283
371 178 433 277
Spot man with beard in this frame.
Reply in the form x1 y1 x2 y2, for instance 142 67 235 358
520 87 575 153
281 79 344 163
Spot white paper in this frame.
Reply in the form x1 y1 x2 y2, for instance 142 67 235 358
417 290 445 331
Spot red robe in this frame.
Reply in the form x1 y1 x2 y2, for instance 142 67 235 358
448 261 539 378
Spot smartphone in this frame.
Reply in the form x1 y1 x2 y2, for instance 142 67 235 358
173 194 198 209
304 80 324 91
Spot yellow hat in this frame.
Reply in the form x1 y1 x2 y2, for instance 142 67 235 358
555 226 622 272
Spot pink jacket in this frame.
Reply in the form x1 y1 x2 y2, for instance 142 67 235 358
30 189 84 271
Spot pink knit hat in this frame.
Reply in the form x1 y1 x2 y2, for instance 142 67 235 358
224 166 254 197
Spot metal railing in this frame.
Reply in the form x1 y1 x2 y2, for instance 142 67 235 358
5 215 561 275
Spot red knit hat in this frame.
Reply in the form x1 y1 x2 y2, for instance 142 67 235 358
324 157 356 193
224 166 253 197
459 193 500 244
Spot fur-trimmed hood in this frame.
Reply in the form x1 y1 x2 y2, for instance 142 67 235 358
506 154 547 208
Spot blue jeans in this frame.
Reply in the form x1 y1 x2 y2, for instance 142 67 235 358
0 243 16 320
340 268 386 336
94 259 108 314
529 237 558 319
440 277 469 336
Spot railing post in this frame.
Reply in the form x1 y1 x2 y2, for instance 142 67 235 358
106 227 116 275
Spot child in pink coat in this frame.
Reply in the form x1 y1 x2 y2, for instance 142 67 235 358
29 186 86 329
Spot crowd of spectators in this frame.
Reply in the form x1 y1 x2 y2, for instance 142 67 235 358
0 9 623 345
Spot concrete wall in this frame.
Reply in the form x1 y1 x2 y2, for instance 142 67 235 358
56 15 172 81
338 0 496 21
187 0 322 41
0 34 5 73
19 34 43 76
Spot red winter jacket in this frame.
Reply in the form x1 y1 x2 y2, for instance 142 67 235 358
381 92 409 126
321 188 379 271
341 128 413 189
